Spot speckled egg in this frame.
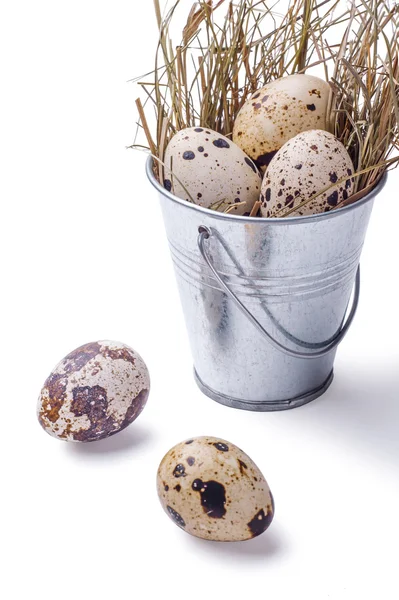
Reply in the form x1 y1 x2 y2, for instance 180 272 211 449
163 127 262 215
260 129 355 217
157 436 274 542
233 74 331 171
37 340 150 442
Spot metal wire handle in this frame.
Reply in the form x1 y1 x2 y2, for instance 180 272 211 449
198 225 360 360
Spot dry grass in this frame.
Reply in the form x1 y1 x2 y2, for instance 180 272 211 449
131 0 399 215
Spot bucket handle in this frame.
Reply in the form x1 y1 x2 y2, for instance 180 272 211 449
198 225 360 360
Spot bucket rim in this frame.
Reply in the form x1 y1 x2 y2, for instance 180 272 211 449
146 156 387 225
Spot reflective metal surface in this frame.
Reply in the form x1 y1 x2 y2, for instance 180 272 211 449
147 157 386 411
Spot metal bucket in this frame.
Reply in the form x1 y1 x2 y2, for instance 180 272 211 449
147 157 386 411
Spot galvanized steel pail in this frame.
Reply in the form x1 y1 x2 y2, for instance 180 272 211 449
147 157 386 411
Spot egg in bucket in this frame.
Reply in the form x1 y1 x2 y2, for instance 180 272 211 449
135 0 397 410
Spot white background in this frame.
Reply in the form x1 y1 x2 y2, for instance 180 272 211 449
1 1 398 599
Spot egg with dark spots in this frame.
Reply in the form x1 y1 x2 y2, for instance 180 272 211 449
157 436 274 541
163 127 261 215
37 341 150 442
260 129 355 217
233 74 331 172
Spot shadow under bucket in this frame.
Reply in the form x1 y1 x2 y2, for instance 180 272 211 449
147 157 386 411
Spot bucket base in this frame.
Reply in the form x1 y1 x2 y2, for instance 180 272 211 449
194 369 334 412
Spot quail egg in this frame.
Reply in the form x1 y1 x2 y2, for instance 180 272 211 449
157 436 274 542
163 127 262 215
37 340 150 442
233 74 331 171
260 129 355 217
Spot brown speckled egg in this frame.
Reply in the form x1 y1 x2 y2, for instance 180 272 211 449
157 436 274 542
260 129 355 217
163 127 262 215
233 74 331 171
37 341 150 442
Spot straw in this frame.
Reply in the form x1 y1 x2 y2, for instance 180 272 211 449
132 0 399 216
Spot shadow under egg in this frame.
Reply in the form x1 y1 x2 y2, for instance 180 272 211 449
64 422 155 458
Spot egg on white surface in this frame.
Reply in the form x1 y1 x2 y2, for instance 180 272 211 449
233 74 331 171
157 436 274 542
163 127 262 215
260 129 355 217
37 340 150 442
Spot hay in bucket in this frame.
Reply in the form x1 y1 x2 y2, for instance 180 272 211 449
131 0 399 216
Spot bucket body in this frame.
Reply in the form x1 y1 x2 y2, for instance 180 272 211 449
147 158 385 411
